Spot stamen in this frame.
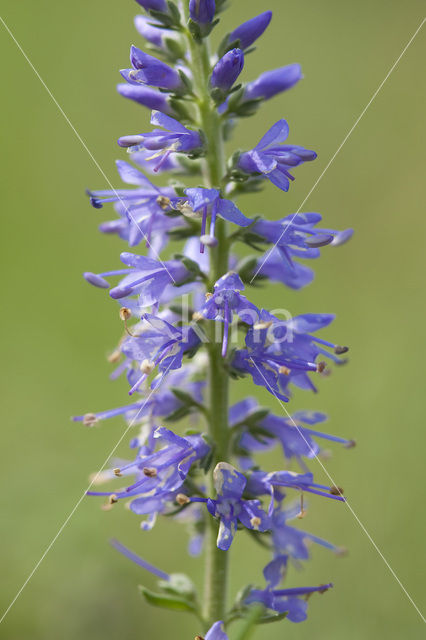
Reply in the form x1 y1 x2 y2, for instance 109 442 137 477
200 206 208 253
329 486 344 496
119 307 138 337
205 292 213 300
113 468 122 477
250 516 262 529
222 299 230 357
316 361 326 373
209 200 218 240
176 493 190 505
192 312 204 321
297 491 306 519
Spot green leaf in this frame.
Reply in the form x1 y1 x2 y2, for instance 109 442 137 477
139 586 197 614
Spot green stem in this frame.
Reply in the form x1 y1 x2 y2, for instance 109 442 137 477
182 10 230 629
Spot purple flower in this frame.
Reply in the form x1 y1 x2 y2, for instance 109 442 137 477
231 307 347 400
254 246 315 290
188 462 270 550
121 45 182 90
229 11 272 49
176 187 252 252
189 0 216 24
238 120 317 191
135 0 167 11
205 621 228 640
116 83 173 113
244 63 302 101
83 253 193 305
247 469 345 504
270 505 340 560
88 427 209 529
211 48 244 92
245 563 333 623
118 111 202 172
88 160 182 249
253 213 353 252
202 272 259 356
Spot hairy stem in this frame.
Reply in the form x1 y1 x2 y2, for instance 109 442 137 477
183 12 230 629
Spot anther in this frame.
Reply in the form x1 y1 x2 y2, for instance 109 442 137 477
318 584 330 594
278 365 291 375
176 493 190 505
113 468 122 477
107 349 121 363
101 493 118 511
253 321 273 330
329 486 344 496
334 345 349 355
156 195 171 210
250 516 262 530
200 234 218 247
316 361 326 373
205 292 213 300
119 307 131 321
143 467 157 478
195 636 204 640
140 359 155 374
192 312 204 321
344 439 356 448
83 413 98 427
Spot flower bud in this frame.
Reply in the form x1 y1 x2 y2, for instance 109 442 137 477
244 63 302 101
211 48 244 92
229 11 272 49
189 0 216 24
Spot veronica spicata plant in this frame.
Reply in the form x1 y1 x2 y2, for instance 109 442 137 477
76 1 355 637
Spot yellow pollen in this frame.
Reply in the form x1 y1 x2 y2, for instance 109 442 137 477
250 516 262 530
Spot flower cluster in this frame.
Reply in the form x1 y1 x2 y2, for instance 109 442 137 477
77 2 354 638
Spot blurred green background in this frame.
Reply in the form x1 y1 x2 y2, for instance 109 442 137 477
1 0 425 638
